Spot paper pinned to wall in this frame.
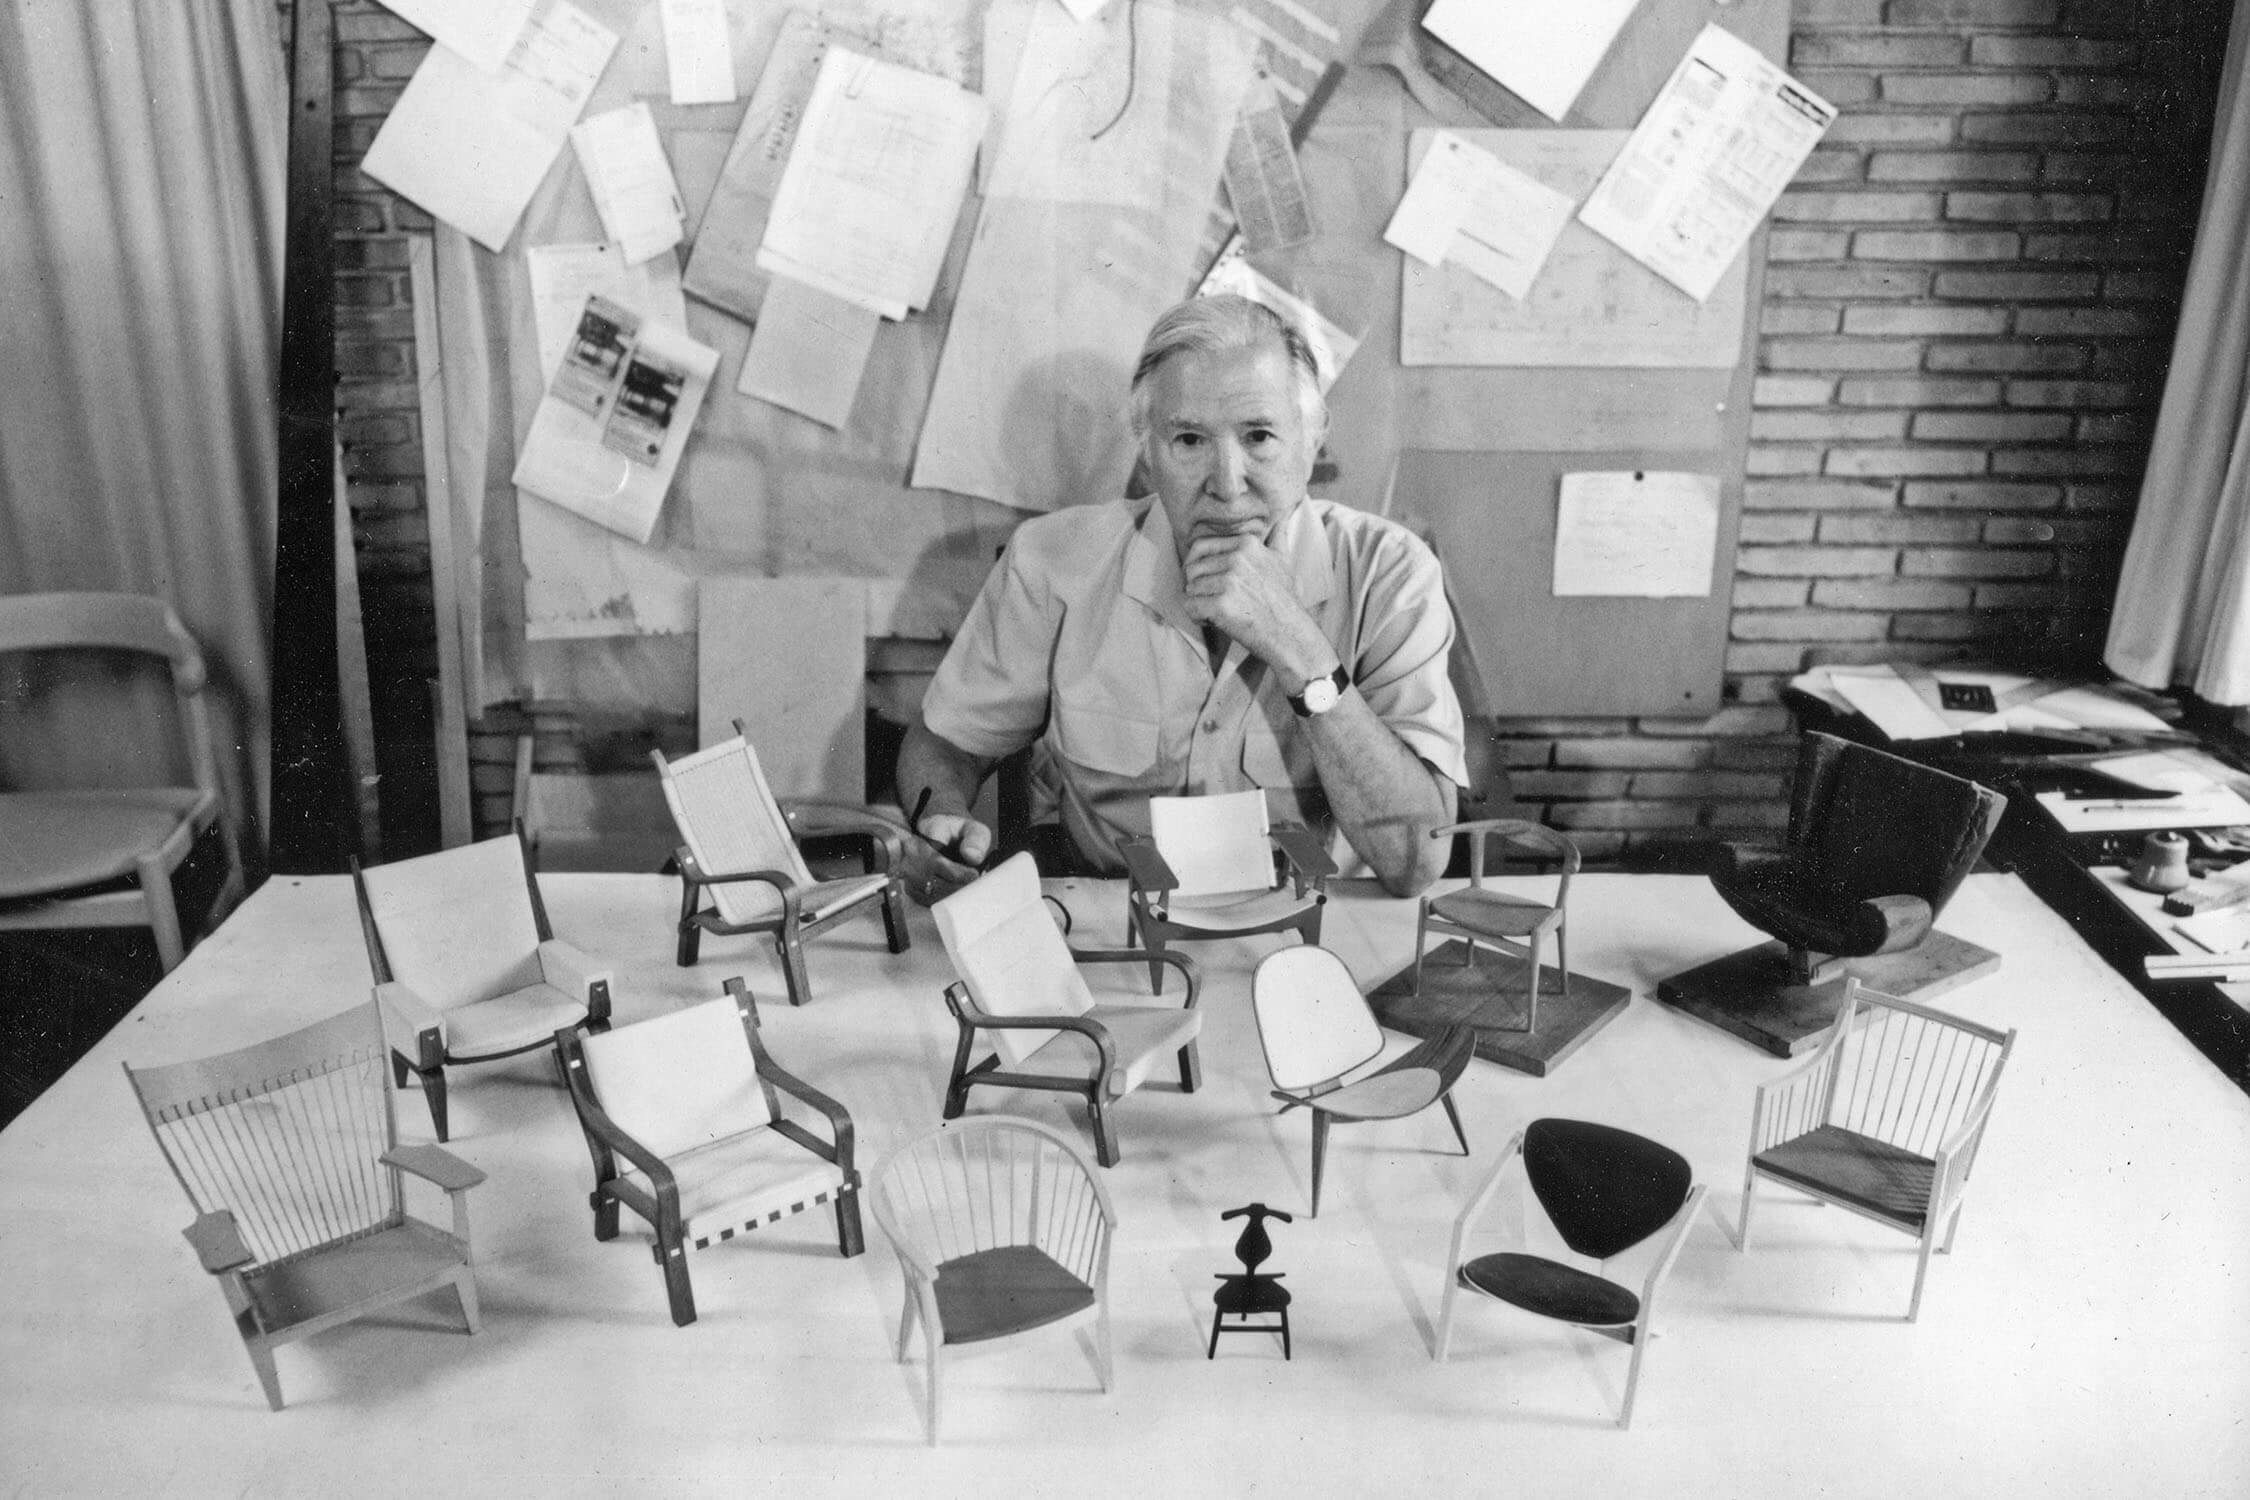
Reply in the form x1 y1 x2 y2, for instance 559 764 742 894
1551 471 1721 598
1224 70 1317 254
736 275 883 429
1195 240 1360 391
524 242 688 378
571 103 686 264
375 0 537 73
657 0 735 104
698 576 867 801
1383 130 1574 300
1578 23 1835 302
364 0 620 252
1419 0 1642 123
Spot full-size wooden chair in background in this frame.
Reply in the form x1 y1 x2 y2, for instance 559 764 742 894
0 591 245 972
1413 819 1579 1034
1438 1118 1703 1430
1123 789 1333 993
870 1116 1116 1444
556 978 863 1327
1739 977 2015 1321
654 723 910 1007
124 1003 486 1411
352 829 613 1141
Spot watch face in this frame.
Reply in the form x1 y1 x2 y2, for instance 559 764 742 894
1301 676 1340 713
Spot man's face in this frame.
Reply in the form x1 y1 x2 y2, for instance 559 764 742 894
1142 341 1322 562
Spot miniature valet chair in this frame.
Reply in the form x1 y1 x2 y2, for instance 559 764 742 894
933 852 1202 1167
1251 945 1473 1217
1123 788 1335 993
653 722 910 1007
1438 1119 1703 1430
124 1003 486 1411
1209 1202 1293 1359
871 1116 1116 1444
1412 819 1579 1034
0 591 246 972
1738 977 2015 1321
352 829 613 1142
555 978 863 1327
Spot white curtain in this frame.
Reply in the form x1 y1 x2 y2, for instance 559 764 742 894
2105 0 2250 703
0 0 287 835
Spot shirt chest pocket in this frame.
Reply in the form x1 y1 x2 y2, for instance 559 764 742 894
1054 694 1161 778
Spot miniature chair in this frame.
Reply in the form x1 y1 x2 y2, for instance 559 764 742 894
870 1116 1116 1444
1412 819 1579 1035
1209 1202 1293 1359
1437 1118 1703 1430
0 591 246 972
123 1002 485 1411
1739 977 2015 1322
555 977 863 1327
352 828 614 1141
933 851 1201 1167
1251 945 1473 1217
1123 789 1335 993
653 721 910 1007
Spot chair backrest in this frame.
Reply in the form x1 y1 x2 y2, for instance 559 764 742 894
932 852 1095 1067
0 590 220 797
1251 945 1383 1093
1821 980 2015 1158
1149 789 1277 900
1522 1118 1695 1262
655 735 814 926
1793 733 2006 915
870 1117 1112 1285
356 833 546 1012
124 1003 400 1268
577 991 776 1160
1450 818 1579 897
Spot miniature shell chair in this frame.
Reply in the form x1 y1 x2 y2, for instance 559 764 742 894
653 722 910 1007
351 829 614 1141
1251 945 1473 1217
933 852 1202 1167
1739 977 2015 1321
1123 789 1335 993
555 978 863 1326
124 1003 485 1411
871 1116 1116 1444
1413 820 1579 1034
1438 1119 1704 1430
0 591 246 972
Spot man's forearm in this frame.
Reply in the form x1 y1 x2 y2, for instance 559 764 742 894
897 722 994 829
1299 691 1457 896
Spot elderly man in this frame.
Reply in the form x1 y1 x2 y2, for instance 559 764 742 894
898 293 1466 900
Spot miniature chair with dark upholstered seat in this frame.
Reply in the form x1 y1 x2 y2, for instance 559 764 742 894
1438 1118 1704 1429
871 1117 1116 1443
1123 789 1334 993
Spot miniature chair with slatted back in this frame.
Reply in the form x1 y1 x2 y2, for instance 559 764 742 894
1251 945 1473 1217
1122 789 1335 993
653 721 910 1007
352 829 614 1142
1438 1119 1703 1430
870 1116 1117 1444
1738 977 2015 1321
123 1002 486 1411
1413 819 1579 1034
933 852 1202 1167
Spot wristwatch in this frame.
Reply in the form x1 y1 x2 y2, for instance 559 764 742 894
1288 664 1350 718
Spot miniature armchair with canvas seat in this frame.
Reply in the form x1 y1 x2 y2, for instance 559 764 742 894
556 978 863 1326
653 721 910 1008
1251 945 1473 1217
1738 977 2015 1321
1122 789 1334 992
933 852 1202 1167
1438 1118 1703 1430
124 1002 485 1411
351 829 613 1142
0 591 246 972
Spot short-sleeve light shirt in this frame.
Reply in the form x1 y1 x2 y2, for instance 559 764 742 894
922 496 1469 875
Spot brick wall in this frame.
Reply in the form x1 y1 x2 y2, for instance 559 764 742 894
313 0 2231 864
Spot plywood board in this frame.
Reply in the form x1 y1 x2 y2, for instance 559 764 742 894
697 576 866 802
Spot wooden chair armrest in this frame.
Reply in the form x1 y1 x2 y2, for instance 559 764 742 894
535 939 614 1008
1119 839 1177 894
557 1058 678 1188
1270 822 1338 881
1854 892 1936 954
184 1210 254 1275
1068 946 1202 1006
783 802 907 872
757 1061 856 1170
1445 1129 1528 1277
374 980 446 1067
382 1144 487 1194
675 847 797 895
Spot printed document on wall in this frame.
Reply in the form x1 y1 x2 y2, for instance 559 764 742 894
571 103 686 264
1577 23 1834 302
1382 130 1574 301
375 0 537 73
364 0 620 252
524 243 688 379
1551 471 1720 598
1420 0 1642 124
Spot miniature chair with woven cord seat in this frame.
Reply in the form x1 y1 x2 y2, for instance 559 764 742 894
653 721 910 1008
870 1117 1116 1444
555 977 863 1327
1122 789 1334 993
124 1002 486 1411
1438 1118 1704 1430
351 828 614 1141
1739 976 2015 1321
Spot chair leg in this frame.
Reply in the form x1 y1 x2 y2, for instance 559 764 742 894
1558 923 1572 1001
1441 1091 1469 1155
1298 901 1323 948
1941 1198 1968 1254
1411 903 1429 996
592 1189 620 1242
895 1288 919 1363
1736 1163 1760 1250
1522 930 1543 1035
882 879 911 954
1093 1295 1114 1390
1435 1270 1460 1361
421 1066 450 1144
659 1240 698 1327
835 1192 865 1258
391 1049 412 1090
453 1266 481 1333
1619 1324 1650 1429
1088 1096 1119 1168
1278 1303 1291 1361
1142 924 1170 996
923 1306 946 1445
1908 1223 1939 1322
139 855 187 973
675 885 702 966
1309 1111 1331 1218
1178 1038 1202 1094
776 925 811 1007
942 1032 979 1120
244 1337 285 1412
1207 1308 1225 1360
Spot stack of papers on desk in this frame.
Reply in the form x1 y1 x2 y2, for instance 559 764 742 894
2034 786 2250 834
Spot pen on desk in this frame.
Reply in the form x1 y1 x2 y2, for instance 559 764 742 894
909 786 933 839
2072 798 2186 812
